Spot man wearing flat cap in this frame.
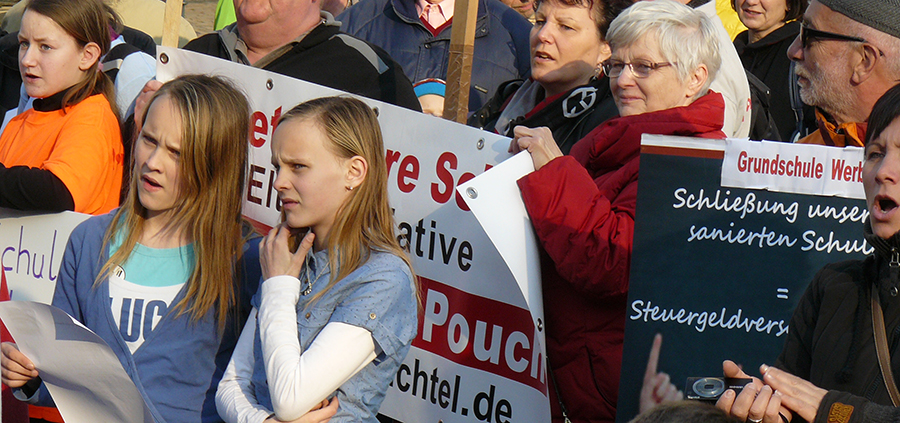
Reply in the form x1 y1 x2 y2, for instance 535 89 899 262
716 3 900 422
792 0 900 147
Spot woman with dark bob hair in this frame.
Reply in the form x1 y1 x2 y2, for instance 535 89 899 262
717 83 900 423
732 0 813 141
468 0 632 154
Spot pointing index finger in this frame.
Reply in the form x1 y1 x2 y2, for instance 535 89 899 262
645 333 663 380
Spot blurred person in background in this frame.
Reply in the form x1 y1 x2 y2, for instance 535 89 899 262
501 0 538 21
791 0 900 147
338 0 532 113
0 0 122 216
732 0 814 141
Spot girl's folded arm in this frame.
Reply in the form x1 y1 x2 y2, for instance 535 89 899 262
217 309 276 423
258 275 376 421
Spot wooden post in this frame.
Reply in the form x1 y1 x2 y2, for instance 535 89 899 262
162 0 184 48
442 0 478 123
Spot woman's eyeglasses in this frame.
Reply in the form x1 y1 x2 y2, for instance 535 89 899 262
799 21 865 49
601 59 674 78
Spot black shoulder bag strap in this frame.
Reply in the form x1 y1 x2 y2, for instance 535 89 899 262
546 357 573 423
872 285 900 406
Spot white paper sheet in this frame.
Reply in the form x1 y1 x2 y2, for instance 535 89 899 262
456 152 544 329
0 301 153 423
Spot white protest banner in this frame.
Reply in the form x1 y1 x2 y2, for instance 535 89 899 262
721 139 865 199
156 47 550 422
0 209 89 304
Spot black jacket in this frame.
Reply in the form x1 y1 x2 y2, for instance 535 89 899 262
184 23 421 112
777 224 900 422
468 77 618 155
734 22 815 141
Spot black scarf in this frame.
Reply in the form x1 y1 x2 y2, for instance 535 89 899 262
502 77 612 154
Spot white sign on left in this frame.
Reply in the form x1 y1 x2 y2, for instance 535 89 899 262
0 209 89 304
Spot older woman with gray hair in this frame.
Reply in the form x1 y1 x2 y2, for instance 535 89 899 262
509 1 726 421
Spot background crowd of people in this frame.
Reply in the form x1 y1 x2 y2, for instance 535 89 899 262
0 0 898 422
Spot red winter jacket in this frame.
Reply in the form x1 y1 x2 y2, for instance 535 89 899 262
517 92 726 422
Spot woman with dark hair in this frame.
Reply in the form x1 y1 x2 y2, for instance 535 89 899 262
469 0 632 154
732 0 813 141
717 83 900 423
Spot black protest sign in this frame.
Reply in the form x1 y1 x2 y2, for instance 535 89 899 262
615 138 868 421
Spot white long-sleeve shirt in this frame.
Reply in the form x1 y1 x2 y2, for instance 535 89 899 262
216 275 376 423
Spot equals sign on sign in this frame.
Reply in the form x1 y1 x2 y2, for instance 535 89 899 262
776 288 789 300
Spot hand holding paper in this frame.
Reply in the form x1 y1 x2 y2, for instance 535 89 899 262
511 126 563 170
0 342 39 388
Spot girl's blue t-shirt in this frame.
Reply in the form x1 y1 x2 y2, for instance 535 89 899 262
108 234 194 353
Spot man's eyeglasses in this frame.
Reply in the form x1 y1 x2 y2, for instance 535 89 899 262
601 59 674 78
799 21 865 49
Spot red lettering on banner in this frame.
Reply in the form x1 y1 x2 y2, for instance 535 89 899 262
385 149 420 194
247 165 265 204
830 159 863 183
399 156 420 193
415 277 546 393
455 172 475 211
245 164 280 210
431 154 494 212
250 107 283 148
386 150 401 175
737 151 747 172
250 111 267 148
737 151 825 179
432 152 456 204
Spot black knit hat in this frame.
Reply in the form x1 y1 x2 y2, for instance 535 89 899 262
818 0 900 39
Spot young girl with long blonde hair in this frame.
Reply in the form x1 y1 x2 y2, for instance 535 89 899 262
0 74 283 423
217 96 418 423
